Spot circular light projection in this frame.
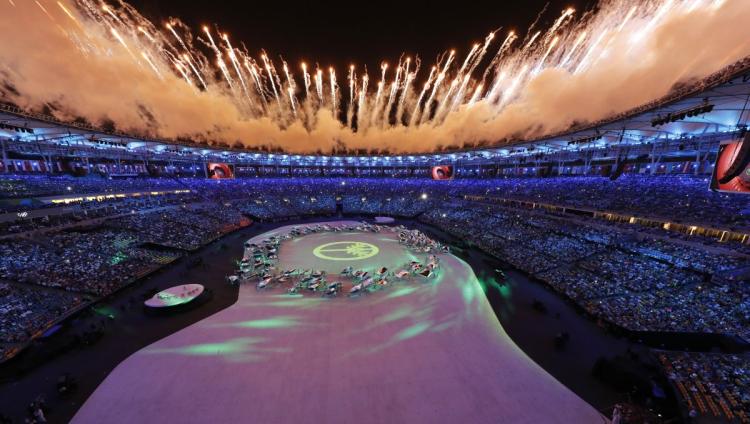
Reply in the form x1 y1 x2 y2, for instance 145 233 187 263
313 241 380 261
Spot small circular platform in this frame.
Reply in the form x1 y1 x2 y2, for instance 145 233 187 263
145 284 205 309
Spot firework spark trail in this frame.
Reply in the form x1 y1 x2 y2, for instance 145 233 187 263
409 65 437 127
269 58 288 111
618 5 638 32
409 82 429 127
172 58 193 86
203 26 235 90
448 74 472 114
223 35 253 100
523 30 542 50
287 86 297 115
329 67 337 117
244 59 267 109
348 65 356 105
686 0 704 12
183 53 208 90
141 51 164 80
347 65 356 127
543 7 575 46
166 23 197 64
396 57 416 123
301 62 311 97
533 36 560 75
371 80 385 124
434 77 460 122
54 1 102 54
559 31 587 69
585 5 642 72
282 61 299 116
4 0 747 152
109 27 141 65
358 74 369 128
101 4 123 24
314 68 324 103
57 1 85 31
165 22 207 89
383 60 404 124
369 63 388 125
482 31 517 82
467 83 484 107
467 32 494 76
421 51 455 124
449 33 494 113
282 61 296 91
486 70 507 104
60 0 687 129
637 0 676 44
441 47 477 115
499 64 529 109
573 28 609 74
223 35 256 108
457 42 481 77
261 53 281 107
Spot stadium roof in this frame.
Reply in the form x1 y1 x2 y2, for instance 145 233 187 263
1 57 749 166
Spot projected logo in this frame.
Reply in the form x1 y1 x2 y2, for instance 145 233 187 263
313 241 380 261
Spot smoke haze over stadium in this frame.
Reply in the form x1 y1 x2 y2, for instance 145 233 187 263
1 0 749 153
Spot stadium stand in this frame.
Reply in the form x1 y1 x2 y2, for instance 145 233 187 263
1 173 749 422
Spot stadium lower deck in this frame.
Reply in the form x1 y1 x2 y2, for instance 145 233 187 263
1 175 750 423
72 222 604 424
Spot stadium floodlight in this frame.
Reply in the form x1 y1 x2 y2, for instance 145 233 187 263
651 100 714 127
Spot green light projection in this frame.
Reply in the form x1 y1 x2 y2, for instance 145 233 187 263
312 241 380 261
142 337 291 362
386 286 419 299
210 315 302 329
395 322 432 341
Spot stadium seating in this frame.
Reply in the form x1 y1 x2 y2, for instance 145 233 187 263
2 173 749 420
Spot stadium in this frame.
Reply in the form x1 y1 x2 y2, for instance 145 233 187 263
1 0 750 423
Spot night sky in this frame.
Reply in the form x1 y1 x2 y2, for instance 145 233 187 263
128 0 589 73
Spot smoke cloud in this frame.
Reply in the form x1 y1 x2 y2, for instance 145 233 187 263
1 0 749 154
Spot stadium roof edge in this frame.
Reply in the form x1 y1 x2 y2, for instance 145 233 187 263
1 55 749 159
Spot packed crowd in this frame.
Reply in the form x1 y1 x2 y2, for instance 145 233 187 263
0 282 86 344
419 202 750 341
470 175 750 231
2 171 749 402
0 175 187 199
114 206 247 250
0 228 173 295
0 202 250 354
0 193 202 235
658 351 750 422
5 174 750 230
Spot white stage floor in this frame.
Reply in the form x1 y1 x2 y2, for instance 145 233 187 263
73 221 605 424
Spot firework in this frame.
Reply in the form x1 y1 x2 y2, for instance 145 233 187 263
5 0 741 146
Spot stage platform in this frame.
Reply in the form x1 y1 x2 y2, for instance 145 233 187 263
144 284 204 309
73 221 606 424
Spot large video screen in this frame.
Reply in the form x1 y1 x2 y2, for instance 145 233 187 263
711 138 750 193
431 165 454 181
207 163 235 179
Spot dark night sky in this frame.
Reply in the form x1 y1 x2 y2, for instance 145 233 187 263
127 0 590 72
